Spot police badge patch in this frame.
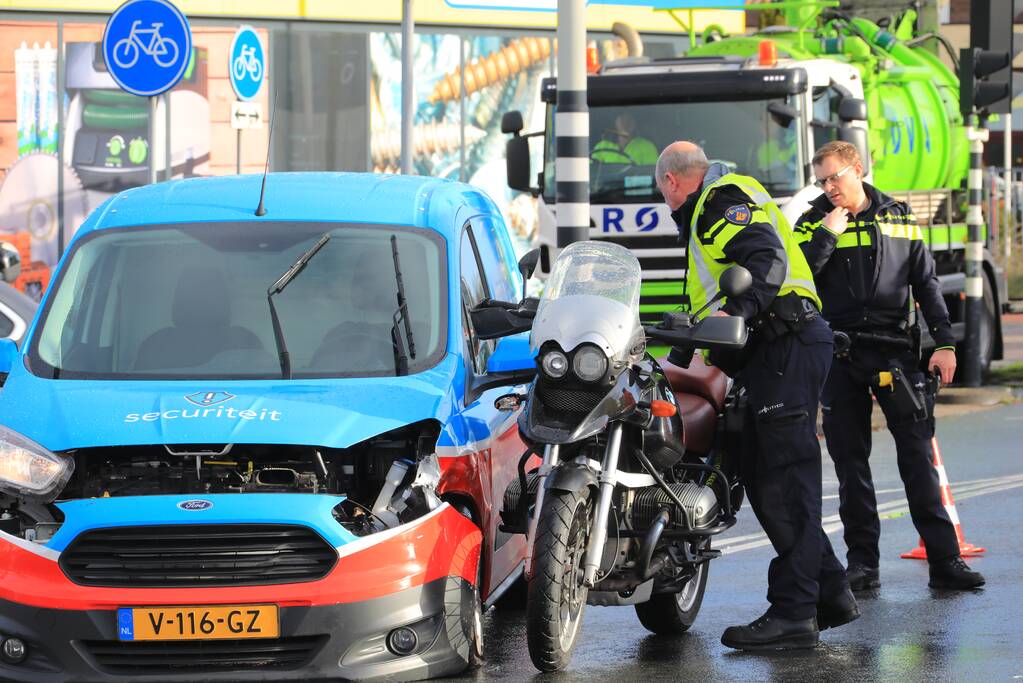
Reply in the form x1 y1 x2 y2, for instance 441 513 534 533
724 204 752 225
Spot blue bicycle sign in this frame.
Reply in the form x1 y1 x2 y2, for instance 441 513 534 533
112 20 180 69
229 26 265 101
103 0 191 97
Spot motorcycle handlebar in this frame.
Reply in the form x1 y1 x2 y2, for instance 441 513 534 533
644 314 748 351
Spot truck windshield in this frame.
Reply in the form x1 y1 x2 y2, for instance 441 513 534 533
29 222 447 380
543 97 802 203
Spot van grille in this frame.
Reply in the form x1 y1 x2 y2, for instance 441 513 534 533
60 524 337 587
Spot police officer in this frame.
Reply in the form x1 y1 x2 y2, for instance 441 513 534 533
794 141 984 591
656 141 857 651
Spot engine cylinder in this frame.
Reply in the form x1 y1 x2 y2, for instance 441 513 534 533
630 482 718 530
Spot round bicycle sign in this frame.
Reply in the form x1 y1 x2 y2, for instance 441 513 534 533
102 0 192 97
229 26 265 101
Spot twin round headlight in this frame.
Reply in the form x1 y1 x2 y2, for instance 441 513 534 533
540 344 608 382
0 426 73 502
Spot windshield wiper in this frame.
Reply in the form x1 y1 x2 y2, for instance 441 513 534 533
266 232 331 379
390 235 416 376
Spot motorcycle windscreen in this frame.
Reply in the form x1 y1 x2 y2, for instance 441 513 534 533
531 241 643 361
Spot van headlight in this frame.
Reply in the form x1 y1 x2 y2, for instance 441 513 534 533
572 344 609 382
0 426 73 502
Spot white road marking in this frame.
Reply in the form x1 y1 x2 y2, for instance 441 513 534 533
719 475 1023 555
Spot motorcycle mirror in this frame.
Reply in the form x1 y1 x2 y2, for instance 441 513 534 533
518 248 540 282
718 266 752 299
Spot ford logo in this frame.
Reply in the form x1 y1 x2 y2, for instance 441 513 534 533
178 499 214 511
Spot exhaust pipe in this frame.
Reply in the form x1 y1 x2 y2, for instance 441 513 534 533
612 22 643 58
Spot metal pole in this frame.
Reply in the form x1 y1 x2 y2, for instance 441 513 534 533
165 92 171 181
56 19 65 260
962 114 987 387
1004 113 1012 258
236 129 242 175
459 34 466 183
555 0 589 247
148 96 157 184
400 0 414 175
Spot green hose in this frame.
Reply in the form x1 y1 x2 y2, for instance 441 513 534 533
83 103 149 130
82 89 140 106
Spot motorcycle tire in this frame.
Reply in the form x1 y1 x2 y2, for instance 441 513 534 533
634 541 710 635
526 486 591 672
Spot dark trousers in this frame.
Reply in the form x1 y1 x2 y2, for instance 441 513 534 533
739 315 848 620
821 348 959 568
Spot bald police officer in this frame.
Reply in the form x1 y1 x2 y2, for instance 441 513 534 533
656 141 858 651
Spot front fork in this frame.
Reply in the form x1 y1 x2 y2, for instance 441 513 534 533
582 423 623 587
524 443 559 580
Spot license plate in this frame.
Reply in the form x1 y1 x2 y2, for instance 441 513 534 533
117 604 279 641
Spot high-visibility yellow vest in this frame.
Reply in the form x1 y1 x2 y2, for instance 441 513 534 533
685 173 820 318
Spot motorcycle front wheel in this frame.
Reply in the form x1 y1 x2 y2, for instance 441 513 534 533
634 539 710 634
526 486 591 672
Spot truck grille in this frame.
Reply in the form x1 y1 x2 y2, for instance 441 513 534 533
594 233 686 279
82 635 327 674
60 524 337 587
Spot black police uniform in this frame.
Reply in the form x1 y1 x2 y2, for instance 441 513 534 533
794 182 960 569
673 176 849 624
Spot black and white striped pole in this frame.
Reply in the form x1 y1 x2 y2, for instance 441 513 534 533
962 114 987 387
555 0 589 247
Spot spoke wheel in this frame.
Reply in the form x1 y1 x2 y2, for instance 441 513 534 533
526 486 591 672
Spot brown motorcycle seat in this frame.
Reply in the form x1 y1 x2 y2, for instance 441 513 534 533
675 393 716 455
658 354 728 414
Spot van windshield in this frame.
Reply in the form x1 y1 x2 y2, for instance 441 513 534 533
29 222 447 380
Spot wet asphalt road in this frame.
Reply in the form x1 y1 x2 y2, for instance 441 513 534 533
454 398 1023 682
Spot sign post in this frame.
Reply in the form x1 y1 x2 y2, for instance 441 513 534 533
229 25 266 175
103 0 191 184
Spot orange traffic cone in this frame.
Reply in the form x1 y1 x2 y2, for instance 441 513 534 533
901 436 986 560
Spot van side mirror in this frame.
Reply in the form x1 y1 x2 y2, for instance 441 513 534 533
486 334 536 373
0 242 21 283
0 338 18 383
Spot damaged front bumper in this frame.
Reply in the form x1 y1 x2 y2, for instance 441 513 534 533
0 497 482 682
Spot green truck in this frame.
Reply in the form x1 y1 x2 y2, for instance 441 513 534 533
504 1 1007 370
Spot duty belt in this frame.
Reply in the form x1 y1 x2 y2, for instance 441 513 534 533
748 292 819 342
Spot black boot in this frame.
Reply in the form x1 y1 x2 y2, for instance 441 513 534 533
928 556 985 589
721 613 819 651
846 563 880 591
817 588 860 630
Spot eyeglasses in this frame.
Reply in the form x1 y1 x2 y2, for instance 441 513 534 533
813 164 853 189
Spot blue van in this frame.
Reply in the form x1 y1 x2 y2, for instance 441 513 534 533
0 173 538 682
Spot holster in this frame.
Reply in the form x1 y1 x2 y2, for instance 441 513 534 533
872 364 928 422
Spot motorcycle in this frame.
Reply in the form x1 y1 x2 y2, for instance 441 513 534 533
471 240 753 671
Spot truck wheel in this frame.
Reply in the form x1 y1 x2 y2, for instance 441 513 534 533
634 541 710 634
526 486 591 672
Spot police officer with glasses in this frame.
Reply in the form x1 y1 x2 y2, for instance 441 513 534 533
794 141 984 592
657 141 858 651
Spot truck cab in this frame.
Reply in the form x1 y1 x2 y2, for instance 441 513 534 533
505 5 1005 369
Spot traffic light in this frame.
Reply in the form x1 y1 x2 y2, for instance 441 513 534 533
960 47 1011 117
962 0 1014 116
